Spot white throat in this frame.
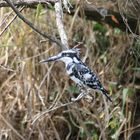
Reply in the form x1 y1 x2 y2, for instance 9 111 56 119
60 57 73 67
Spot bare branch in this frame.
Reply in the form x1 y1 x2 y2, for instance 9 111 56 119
54 0 69 49
4 0 63 47
0 0 57 7
0 7 24 36
31 101 76 125
0 64 15 72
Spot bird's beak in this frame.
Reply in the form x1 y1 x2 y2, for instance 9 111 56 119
39 55 61 63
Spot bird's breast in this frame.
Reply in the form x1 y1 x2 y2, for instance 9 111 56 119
66 63 83 85
70 75 82 85
83 73 92 80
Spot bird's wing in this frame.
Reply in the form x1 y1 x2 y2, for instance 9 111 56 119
72 63 112 102
72 63 99 86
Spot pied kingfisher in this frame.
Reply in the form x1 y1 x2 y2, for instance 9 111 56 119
40 49 112 102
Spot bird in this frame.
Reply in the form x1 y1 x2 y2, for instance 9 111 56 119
40 48 112 102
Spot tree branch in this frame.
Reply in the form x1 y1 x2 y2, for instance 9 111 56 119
4 0 63 47
1 0 138 34
0 0 57 7
81 4 139 35
54 0 69 49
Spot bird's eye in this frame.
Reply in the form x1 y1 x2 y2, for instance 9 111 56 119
62 53 66 56
63 53 69 57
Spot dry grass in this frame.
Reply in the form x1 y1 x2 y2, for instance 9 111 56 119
0 3 140 140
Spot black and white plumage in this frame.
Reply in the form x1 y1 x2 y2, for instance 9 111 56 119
40 49 112 102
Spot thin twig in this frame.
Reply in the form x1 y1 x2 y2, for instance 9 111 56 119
36 64 54 106
0 10 13 27
31 101 76 125
0 64 15 72
117 1 140 39
0 7 24 37
0 114 26 140
4 0 63 47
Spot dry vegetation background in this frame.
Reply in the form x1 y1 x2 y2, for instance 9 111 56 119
0 0 140 140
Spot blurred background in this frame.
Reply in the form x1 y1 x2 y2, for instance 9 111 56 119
0 0 140 139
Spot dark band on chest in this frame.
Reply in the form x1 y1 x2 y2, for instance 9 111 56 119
69 73 74 77
67 63 73 70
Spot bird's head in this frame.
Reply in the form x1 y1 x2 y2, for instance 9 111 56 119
40 48 80 65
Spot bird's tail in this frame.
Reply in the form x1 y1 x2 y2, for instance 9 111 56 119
100 87 112 102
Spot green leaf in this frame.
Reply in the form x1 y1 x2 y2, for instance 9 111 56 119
67 85 79 94
109 118 119 129
132 67 140 71
114 28 122 34
122 88 129 113
84 121 94 125
92 133 98 140
93 23 107 34
47 3 55 10
36 4 43 19
79 127 84 138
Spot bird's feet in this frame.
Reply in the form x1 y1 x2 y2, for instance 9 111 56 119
71 91 87 102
